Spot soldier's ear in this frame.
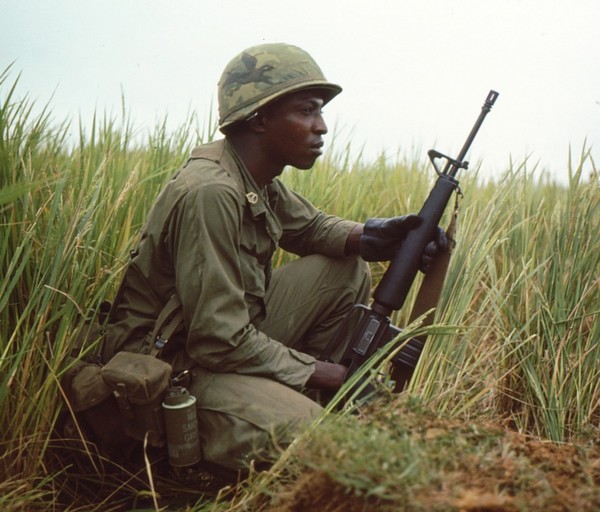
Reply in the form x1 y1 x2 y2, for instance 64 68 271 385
246 110 267 133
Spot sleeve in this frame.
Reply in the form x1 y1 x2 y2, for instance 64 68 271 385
272 180 360 257
171 179 316 389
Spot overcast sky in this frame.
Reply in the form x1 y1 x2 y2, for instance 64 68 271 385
2 0 598 184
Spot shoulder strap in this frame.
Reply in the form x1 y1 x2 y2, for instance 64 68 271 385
148 293 184 357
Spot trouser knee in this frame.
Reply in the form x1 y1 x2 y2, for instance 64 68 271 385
188 369 322 471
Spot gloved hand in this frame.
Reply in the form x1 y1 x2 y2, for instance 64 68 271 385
360 215 422 261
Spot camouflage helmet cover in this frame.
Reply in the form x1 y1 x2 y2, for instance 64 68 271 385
218 43 342 131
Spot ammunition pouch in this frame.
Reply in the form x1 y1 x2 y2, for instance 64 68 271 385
63 294 185 454
65 352 172 450
101 351 172 446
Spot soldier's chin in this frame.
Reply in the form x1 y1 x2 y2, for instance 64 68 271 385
294 153 321 170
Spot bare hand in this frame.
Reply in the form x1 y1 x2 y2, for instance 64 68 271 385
305 360 348 390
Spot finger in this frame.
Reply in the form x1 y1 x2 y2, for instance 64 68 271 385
423 240 438 257
402 214 422 230
385 214 421 236
435 227 449 251
419 255 432 273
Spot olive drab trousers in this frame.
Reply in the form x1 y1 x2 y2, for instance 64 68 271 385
187 254 371 470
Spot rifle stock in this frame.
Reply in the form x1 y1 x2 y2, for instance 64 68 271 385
325 90 499 394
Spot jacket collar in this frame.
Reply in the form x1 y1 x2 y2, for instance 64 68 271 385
189 140 282 239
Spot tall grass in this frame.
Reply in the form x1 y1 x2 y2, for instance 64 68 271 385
1 67 598 510
0 69 215 509
407 153 599 442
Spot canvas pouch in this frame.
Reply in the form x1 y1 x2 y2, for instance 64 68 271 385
99 351 172 447
63 293 183 450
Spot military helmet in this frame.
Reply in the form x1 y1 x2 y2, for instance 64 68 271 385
218 43 342 131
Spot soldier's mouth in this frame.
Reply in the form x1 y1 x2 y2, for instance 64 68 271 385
310 141 324 154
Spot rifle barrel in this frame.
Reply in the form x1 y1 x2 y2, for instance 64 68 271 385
445 90 499 177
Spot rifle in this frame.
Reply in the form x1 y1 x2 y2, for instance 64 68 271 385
322 90 499 395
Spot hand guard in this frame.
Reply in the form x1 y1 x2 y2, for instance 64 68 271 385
359 215 422 262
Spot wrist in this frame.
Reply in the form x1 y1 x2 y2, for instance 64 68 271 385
345 224 364 256
306 360 348 390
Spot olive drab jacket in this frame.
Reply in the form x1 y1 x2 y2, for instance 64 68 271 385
101 139 359 389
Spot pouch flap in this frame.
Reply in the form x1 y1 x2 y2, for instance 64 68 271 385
66 362 113 412
101 352 172 405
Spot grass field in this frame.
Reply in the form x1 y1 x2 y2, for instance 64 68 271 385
1 68 598 511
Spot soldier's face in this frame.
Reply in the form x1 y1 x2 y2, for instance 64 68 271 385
261 90 329 170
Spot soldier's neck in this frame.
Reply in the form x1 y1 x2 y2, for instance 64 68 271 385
227 134 283 188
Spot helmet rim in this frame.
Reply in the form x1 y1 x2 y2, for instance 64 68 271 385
219 81 341 130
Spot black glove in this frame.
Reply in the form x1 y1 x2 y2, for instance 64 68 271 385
360 215 422 261
419 226 449 273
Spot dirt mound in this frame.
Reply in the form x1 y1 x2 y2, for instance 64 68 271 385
266 399 600 512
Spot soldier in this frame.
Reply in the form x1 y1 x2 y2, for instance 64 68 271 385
100 43 445 473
